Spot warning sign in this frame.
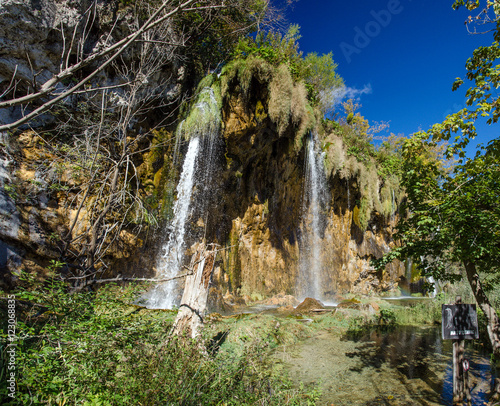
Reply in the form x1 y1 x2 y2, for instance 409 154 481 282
442 304 479 340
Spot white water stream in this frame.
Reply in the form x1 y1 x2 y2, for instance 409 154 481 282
298 134 329 301
145 137 200 309
143 87 222 309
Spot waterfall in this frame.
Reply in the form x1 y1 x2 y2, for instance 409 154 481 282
298 133 329 301
142 86 221 309
145 137 200 309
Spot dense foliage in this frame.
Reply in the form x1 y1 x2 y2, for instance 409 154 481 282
0 279 315 405
373 2 500 382
375 0 500 293
231 25 344 109
374 135 500 284
174 0 272 76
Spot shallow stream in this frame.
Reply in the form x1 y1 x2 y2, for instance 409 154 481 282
274 326 496 405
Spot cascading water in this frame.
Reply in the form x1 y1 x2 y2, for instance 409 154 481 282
145 137 200 309
142 86 222 309
297 133 329 301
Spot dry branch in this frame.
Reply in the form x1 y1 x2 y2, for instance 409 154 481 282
0 0 201 131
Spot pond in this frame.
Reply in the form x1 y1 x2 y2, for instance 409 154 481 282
274 325 497 405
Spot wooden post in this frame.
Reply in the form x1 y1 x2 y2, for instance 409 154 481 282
171 242 216 338
453 296 465 404
464 359 471 405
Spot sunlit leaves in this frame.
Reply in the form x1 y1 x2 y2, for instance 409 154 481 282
374 135 500 287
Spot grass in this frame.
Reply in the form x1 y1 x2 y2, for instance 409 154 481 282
2 273 496 405
0 281 321 405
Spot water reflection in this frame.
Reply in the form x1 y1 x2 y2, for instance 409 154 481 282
351 326 495 405
275 325 496 405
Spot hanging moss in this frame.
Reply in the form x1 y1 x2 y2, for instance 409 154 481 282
220 56 273 100
196 73 217 92
151 129 178 222
294 101 317 151
220 60 242 99
178 84 222 141
379 174 400 218
268 64 293 136
239 55 273 96
291 82 308 125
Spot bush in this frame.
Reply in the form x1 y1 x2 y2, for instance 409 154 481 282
0 279 311 405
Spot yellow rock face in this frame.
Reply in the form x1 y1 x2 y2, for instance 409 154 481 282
215 85 403 301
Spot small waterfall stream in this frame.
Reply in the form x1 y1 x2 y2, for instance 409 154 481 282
143 86 221 309
145 137 200 309
298 133 329 301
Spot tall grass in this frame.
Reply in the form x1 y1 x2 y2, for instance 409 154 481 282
0 280 314 405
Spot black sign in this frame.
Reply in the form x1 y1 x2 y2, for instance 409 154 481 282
442 304 479 340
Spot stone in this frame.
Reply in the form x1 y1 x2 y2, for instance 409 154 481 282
223 293 246 306
337 298 362 309
276 305 295 314
295 297 325 312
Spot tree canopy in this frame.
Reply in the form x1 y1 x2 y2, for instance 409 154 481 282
375 0 500 372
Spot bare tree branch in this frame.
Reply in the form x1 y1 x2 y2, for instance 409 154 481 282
0 0 201 131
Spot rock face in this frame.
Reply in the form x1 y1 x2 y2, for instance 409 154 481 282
209 80 404 301
0 0 182 288
0 1 404 297
1 0 99 125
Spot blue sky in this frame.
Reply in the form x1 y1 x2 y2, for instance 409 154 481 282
285 0 498 155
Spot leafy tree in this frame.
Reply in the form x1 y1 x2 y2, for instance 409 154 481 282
424 0 500 153
343 99 370 138
375 2 500 396
375 135 500 379
232 24 304 72
302 51 344 113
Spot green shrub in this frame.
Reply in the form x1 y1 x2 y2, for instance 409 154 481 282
378 308 397 326
232 25 303 77
0 279 311 405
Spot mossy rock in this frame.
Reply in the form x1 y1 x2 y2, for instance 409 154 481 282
338 298 362 309
294 297 325 313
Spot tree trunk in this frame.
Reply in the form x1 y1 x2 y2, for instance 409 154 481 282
171 243 216 338
463 260 500 399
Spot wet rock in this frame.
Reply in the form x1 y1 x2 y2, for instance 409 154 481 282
295 297 325 312
223 293 246 306
207 287 234 314
337 298 362 309
276 305 295 314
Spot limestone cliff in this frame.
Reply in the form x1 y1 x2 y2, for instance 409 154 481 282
0 0 185 287
206 69 403 301
0 1 404 298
